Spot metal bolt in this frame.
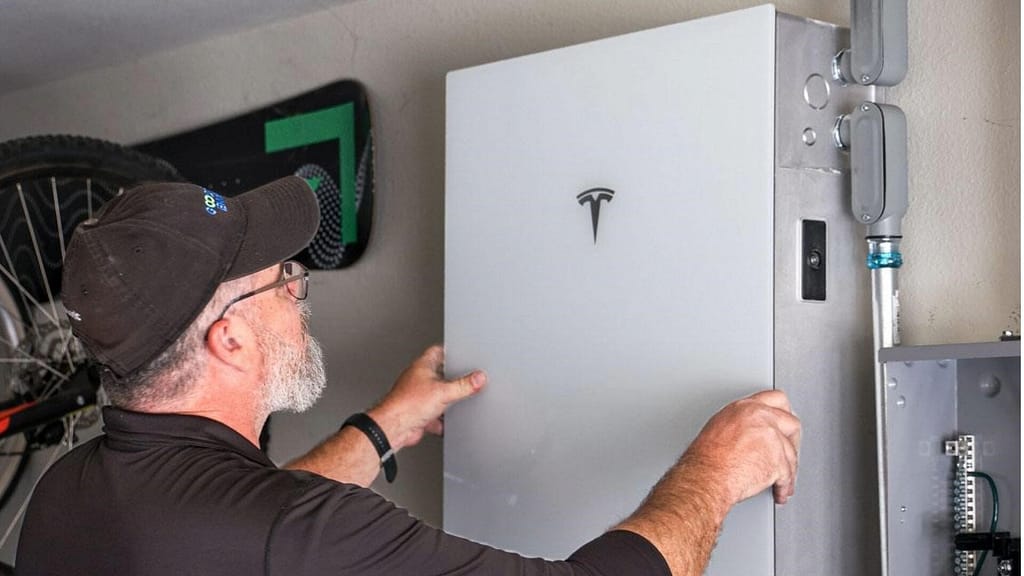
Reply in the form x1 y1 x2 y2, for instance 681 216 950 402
980 376 1002 398
861 214 871 222
896 396 906 408
861 104 871 112
861 74 871 83
802 127 817 146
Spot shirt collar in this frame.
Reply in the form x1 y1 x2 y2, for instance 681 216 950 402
101 406 274 467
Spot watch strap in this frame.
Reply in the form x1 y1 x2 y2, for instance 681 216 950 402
342 412 397 483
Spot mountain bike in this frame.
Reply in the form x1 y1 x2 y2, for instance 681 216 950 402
0 135 184 561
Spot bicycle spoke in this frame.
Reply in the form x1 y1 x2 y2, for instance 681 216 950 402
51 178 67 264
50 178 78 374
16 184 74 371
0 281 74 401
0 238 43 344
0 260 59 336
0 332 69 385
38 374 69 402
0 299 33 339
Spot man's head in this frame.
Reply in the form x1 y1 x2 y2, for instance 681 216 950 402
61 176 322 410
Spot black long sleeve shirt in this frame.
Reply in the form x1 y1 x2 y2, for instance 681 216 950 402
16 408 669 575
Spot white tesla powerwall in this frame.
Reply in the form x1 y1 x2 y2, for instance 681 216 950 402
445 5 878 574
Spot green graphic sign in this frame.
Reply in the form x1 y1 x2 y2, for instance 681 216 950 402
264 104 357 245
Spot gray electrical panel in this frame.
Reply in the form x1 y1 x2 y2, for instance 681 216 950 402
879 341 1020 576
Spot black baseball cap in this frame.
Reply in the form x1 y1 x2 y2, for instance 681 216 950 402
61 176 321 377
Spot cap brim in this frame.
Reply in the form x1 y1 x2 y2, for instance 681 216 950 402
226 176 321 280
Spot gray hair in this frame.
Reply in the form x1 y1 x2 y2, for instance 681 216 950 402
100 274 256 409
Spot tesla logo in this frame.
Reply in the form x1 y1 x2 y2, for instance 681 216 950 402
577 188 615 243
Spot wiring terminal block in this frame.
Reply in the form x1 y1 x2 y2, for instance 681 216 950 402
949 435 978 574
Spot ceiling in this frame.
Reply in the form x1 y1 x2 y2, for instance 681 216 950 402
0 0 359 97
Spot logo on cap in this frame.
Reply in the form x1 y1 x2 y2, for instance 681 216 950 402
202 189 228 216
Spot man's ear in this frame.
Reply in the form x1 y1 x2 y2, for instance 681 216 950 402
205 316 259 373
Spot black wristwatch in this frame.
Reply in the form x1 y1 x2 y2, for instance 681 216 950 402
342 413 397 483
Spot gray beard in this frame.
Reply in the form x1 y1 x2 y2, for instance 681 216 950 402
256 303 327 414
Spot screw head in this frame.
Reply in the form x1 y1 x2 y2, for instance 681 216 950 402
861 214 872 222
807 250 822 270
861 74 871 83
861 104 871 112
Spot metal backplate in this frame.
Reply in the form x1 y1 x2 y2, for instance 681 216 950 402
882 359 958 574
773 13 879 576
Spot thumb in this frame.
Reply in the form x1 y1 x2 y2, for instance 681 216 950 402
442 371 487 405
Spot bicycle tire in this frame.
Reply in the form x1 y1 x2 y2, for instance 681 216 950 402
0 134 183 513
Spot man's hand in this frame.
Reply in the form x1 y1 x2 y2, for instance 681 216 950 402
683 389 801 506
368 345 487 451
286 345 485 487
615 389 801 576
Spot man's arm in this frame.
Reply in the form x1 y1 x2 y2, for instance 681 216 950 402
615 390 801 575
277 389 795 576
285 345 485 486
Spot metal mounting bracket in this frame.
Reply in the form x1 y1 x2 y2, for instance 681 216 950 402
834 102 908 238
833 0 908 86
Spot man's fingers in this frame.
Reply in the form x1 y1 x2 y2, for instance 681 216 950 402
748 389 792 413
442 370 487 404
425 418 444 437
769 405 800 504
770 416 799 504
766 407 801 445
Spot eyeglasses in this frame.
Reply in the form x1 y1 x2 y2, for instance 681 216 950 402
214 260 309 322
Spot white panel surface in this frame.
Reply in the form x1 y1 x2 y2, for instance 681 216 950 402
444 6 776 573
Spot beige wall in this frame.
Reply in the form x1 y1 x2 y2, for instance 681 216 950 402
0 0 1017 528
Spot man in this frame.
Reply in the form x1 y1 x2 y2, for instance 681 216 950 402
16 177 800 575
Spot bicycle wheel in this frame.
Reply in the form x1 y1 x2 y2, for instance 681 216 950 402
0 135 183 510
